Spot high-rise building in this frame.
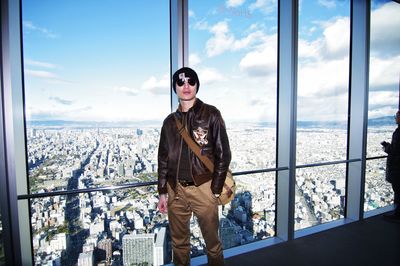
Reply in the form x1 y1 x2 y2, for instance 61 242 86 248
97 238 112 265
122 233 155 266
77 251 94 266
154 227 167 266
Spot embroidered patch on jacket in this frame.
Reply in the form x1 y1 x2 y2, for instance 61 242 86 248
193 127 208 146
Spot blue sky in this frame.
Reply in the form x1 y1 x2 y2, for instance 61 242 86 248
22 0 399 123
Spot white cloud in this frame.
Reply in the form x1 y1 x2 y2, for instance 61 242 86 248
25 59 57 69
189 53 202 66
297 93 348 121
318 0 336 9
239 34 277 76
368 105 398 120
232 30 266 50
113 86 139 96
25 68 70 84
206 21 235 57
298 58 349 98
198 68 225 85
321 17 350 58
369 91 398 110
370 2 400 55
49 96 73 105
298 38 322 59
23 20 59 38
194 19 209 30
369 55 400 89
189 10 195 18
25 69 59 79
205 21 266 57
141 74 170 94
249 0 277 14
239 47 276 76
24 59 68 84
299 16 350 60
226 0 245 8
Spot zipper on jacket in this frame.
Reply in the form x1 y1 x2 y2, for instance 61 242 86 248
176 131 183 183
185 112 197 185
175 112 186 184
188 140 196 185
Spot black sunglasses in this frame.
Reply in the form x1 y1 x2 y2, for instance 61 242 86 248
176 78 196 87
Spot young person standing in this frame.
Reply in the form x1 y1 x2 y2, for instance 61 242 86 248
157 67 231 265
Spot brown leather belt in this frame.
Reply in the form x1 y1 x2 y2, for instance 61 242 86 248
178 180 195 187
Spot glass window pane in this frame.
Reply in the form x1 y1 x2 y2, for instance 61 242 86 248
296 0 350 231
364 158 393 211
295 164 346 230
188 0 278 173
297 1 350 165
22 1 171 265
365 0 400 212
188 0 277 251
22 0 170 193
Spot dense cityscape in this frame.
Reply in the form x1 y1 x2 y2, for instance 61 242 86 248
26 125 394 266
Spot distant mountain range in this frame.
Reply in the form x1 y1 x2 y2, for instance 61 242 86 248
26 116 395 128
297 116 395 129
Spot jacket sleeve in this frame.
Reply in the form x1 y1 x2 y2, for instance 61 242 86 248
157 122 169 195
210 110 232 194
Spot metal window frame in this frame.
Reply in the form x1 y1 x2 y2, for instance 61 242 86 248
1 0 31 264
276 0 298 242
346 0 370 221
170 0 188 111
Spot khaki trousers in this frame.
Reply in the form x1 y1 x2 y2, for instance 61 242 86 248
167 180 225 266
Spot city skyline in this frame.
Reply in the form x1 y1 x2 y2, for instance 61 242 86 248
26 125 394 265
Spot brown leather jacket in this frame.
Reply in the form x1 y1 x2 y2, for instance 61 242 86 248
157 98 231 195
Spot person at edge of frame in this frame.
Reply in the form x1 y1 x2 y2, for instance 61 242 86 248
381 110 400 222
157 67 231 266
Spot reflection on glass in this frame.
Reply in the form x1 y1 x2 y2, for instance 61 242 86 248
297 1 350 164
364 158 393 212
365 0 400 212
295 164 346 230
188 0 278 172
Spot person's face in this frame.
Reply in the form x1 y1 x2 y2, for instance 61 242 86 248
396 111 400 124
176 77 197 101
